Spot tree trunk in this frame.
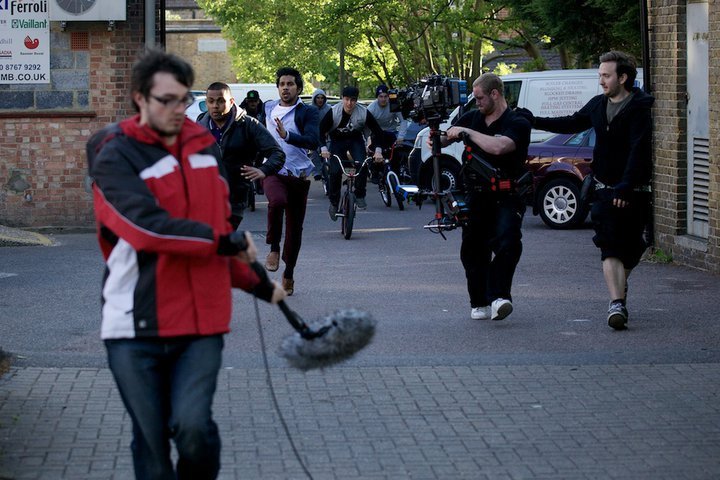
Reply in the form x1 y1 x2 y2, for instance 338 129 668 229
339 35 346 87
558 45 571 69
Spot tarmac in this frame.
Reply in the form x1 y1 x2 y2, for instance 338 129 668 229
1 219 720 479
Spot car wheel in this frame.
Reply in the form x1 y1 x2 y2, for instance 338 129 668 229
419 159 460 193
538 178 586 229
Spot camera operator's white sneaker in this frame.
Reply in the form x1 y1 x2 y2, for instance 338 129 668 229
491 299 513 321
471 306 490 320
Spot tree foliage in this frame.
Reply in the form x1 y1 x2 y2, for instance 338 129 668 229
502 0 642 68
196 0 643 96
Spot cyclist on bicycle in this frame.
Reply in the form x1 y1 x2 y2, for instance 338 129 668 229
320 86 385 219
367 84 408 173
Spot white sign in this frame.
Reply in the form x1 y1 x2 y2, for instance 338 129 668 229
0 0 50 84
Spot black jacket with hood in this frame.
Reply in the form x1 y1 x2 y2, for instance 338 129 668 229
534 87 654 195
197 105 284 205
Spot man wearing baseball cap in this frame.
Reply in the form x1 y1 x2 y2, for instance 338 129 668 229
240 89 265 124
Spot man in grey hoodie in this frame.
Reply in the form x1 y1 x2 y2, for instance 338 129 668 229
309 89 331 180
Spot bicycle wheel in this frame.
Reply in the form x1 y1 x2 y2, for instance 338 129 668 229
379 174 392 207
387 171 404 211
343 191 356 240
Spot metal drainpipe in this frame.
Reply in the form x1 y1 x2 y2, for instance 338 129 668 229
145 0 156 49
639 0 654 247
639 0 652 93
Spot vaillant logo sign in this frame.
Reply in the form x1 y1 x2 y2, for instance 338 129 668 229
12 18 47 28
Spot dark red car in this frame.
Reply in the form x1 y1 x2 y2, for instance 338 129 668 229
526 129 594 229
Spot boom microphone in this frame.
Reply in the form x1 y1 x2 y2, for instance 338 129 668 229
236 245 375 370
278 307 376 370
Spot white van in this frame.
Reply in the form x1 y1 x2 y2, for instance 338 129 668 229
226 83 279 103
409 69 643 191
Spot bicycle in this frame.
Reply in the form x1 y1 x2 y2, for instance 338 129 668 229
330 153 371 240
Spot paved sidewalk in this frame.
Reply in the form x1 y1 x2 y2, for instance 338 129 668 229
0 226 53 248
2 364 719 479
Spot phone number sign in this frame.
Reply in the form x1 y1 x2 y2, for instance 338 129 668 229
0 0 50 84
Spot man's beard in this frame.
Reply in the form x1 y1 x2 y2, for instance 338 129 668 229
149 118 183 137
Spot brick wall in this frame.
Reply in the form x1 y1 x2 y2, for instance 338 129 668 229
649 0 720 272
708 0 720 269
0 1 144 228
165 30 237 90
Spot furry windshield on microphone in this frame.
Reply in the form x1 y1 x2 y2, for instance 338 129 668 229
278 309 376 371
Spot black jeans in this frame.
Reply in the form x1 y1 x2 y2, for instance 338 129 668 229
327 138 368 206
460 192 524 308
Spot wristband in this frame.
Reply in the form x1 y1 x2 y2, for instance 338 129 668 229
217 231 249 256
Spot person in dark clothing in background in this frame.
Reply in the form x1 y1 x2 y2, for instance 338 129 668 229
320 86 384 217
309 88 331 181
240 89 266 124
197 82 285 228
525 51 654 330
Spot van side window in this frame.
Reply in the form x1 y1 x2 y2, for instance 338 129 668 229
503 81 521 109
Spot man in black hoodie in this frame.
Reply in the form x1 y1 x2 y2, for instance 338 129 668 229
197 82 285 228
527 51 654 330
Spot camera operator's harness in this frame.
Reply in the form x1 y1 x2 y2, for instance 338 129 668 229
419 131 531 239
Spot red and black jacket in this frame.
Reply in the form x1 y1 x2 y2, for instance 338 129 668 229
88 116 263 339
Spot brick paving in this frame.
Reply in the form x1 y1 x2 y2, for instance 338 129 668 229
2 364 719 479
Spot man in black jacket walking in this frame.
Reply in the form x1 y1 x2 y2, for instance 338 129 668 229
198 82 285 228
528 51 654 330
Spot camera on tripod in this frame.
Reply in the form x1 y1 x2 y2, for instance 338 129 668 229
388 75 467 125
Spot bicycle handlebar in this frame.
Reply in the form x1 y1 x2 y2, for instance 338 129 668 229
328 154 372 178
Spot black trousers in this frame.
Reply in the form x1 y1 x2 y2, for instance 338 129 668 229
327 138 369 206
590 189 651 270
460 192 525 308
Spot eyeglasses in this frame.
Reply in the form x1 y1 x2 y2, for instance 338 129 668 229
148 93 195 109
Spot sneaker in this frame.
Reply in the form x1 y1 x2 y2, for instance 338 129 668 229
607 301 628 330
356 197 367 209
491 298 513 321
329 204 338 221
265 251 279 272
282 277 294 296
471 306 490 320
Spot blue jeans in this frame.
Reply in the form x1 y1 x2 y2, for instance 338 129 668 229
105 335 224 480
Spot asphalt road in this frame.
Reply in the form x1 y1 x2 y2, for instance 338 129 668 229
1 180 719 369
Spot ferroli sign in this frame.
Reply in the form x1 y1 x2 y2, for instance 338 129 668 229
0 0 50 84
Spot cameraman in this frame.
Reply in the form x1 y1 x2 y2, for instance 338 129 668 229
435 73 531 321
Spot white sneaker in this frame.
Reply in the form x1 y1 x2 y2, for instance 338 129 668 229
491 299 513 321
471 306 490 320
